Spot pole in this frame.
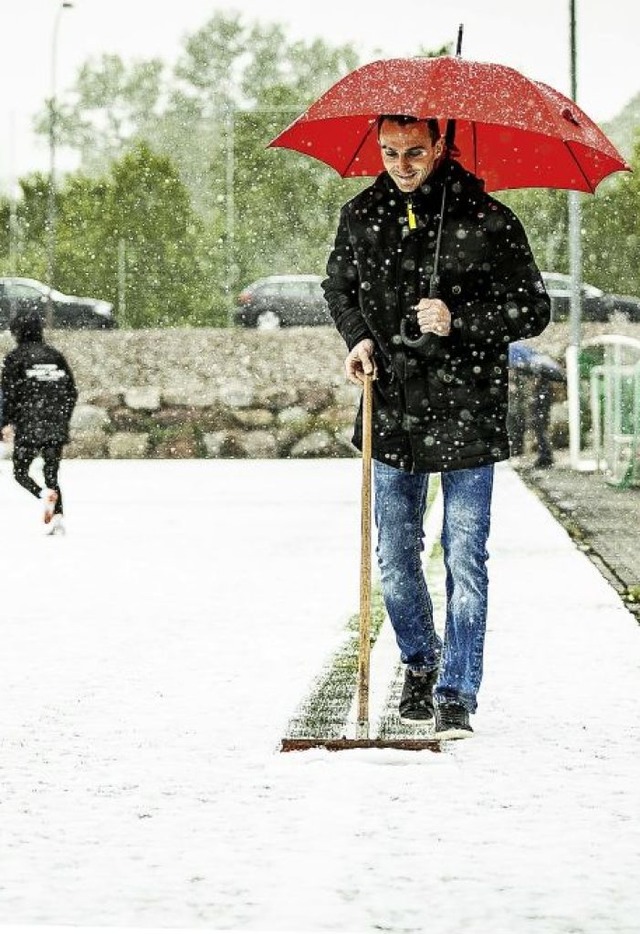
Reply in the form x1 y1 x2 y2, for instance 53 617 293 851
8 111 18 266
567 0 583 468
225 107 235 327
117 237 126 322
46 1 73 326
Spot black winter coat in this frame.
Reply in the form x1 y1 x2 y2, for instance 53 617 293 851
322 160 551 473
1 333 77 447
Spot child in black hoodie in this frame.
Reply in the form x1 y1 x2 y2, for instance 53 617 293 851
1 309 78 534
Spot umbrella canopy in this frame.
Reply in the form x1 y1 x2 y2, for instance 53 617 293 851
268 56 629 193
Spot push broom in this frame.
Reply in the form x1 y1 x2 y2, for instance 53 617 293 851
281 373 441 752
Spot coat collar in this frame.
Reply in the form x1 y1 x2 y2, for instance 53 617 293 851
373 159 487 217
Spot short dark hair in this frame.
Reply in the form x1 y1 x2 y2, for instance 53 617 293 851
377 115 441 144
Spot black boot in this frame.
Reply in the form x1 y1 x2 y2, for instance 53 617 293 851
434 703 473 740
399 667 437 722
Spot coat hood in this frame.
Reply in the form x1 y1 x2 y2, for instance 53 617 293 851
9 308 44 344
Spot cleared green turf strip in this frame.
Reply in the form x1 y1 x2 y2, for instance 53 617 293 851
283 478 444 741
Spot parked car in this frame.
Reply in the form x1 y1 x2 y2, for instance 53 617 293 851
234 274 332 328
0 277 116 330
234 270 640 329
542 271 640 323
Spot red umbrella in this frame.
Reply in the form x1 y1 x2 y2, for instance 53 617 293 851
268 55 629 193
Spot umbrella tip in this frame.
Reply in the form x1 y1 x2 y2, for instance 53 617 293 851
456 23 464 56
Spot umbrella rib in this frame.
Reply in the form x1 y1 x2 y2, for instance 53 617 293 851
564 140 597 194
342 120 377 177
472 121 478 176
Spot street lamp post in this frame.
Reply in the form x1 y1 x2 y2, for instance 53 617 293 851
567 0 584 468
46 0 73 324
225 106 235 327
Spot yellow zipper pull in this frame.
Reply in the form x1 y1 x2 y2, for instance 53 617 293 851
406 199 417 230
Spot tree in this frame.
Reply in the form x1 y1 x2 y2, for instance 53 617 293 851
31 13 364 315
0 174 52 280
500 188 569 274
0 148 216 327
34 54 165 178
98 143 214 327
581 145 640 296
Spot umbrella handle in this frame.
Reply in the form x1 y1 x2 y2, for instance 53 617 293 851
399 275 441 348
400 318 430 349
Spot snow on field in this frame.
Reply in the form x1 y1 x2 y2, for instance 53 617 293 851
1 457 639 934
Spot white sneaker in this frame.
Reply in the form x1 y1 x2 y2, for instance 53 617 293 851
45 514 65 536
40 488 58 524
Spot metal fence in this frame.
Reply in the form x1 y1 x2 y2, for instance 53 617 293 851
568 335 640 487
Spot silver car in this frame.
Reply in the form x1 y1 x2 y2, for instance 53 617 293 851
0 277 116 329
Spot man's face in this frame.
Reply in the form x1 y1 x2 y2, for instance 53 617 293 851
379 120 443 193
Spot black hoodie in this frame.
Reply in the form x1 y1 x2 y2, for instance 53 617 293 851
1 309 78 445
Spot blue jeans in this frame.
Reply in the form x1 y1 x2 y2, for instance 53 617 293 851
373 461 494 713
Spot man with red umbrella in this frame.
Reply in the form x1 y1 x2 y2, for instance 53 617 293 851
322 114 551 739
271 45 627 741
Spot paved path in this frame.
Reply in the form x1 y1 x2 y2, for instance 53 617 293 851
1 459 639 933
517 458 640 614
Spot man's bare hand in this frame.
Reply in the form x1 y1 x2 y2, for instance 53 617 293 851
1 425 14 443
345 338 377 385
415 298 451 337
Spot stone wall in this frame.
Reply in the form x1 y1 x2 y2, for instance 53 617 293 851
0 327 361 459
1 321 639 459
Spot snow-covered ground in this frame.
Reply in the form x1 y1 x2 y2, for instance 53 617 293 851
1 456 639 934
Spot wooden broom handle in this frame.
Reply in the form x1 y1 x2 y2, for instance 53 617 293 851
357 373 373 737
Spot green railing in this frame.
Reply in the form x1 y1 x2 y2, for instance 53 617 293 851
577 335 640 488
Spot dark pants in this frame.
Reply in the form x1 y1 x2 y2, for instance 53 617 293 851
508 373 553 464
13 442 64 515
